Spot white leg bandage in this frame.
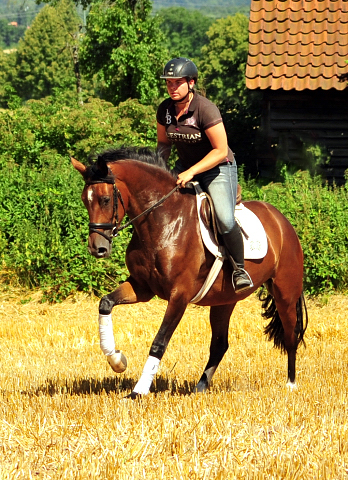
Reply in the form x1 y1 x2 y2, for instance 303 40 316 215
99 314 127 373
99 314 116 356
133 356 160 395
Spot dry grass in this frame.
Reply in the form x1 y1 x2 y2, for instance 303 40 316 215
0 290 348 479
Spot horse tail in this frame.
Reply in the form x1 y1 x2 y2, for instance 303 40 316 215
258 287 308 353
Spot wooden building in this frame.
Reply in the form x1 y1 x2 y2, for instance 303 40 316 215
246 0 348 183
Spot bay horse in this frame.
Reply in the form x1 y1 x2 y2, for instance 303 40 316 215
71 147 307 398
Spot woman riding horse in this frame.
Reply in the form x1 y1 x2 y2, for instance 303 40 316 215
156 57 252 293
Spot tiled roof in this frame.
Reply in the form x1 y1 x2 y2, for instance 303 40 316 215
246 0 348 91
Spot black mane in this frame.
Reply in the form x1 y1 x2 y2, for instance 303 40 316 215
84 146 175 183
91 146 170 171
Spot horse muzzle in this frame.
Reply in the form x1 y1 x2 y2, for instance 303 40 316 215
88 231 113 258
88 221 118 258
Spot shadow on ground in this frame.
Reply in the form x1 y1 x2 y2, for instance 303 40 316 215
17 375 198 397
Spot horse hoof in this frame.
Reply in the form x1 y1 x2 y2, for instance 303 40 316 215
193 382 209 394
286 381 297 391
107 350 127 373
124 391 142 400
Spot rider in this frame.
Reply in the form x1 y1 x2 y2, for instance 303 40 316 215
156 57 252 293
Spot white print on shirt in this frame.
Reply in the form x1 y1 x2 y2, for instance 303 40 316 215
165 109 171 125
167 132 202 142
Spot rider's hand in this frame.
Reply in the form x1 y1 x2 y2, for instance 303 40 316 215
176 170 194 188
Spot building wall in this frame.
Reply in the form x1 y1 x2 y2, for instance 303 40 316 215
256 89 348 184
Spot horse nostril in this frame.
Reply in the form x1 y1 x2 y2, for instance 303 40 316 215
97 246 108 256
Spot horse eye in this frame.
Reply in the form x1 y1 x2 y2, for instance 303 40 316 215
100 196 111 207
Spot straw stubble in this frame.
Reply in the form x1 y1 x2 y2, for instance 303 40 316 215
0 292 347 478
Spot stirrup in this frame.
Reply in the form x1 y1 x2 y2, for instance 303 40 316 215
232 268 254 293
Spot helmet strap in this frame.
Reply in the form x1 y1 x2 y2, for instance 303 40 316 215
173 79 194 103
174 90 190 104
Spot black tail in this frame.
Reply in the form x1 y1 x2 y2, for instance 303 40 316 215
258 288 308 353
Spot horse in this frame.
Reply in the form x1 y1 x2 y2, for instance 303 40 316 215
71 146 308 399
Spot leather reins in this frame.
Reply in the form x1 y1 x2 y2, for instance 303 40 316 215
86 173 180 243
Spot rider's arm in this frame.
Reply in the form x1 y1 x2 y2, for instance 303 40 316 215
176 122 228 187
157 122 172 162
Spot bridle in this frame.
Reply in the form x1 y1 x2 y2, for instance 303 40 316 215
86 171 180 244
86 175 124 243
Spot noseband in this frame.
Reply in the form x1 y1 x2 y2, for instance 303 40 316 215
86 171 180 244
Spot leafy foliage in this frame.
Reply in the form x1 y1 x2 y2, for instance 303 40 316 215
0 0 42 48
0 95 157 166
158 7 213 60
12 0 80 101
152 0 251 18
0 156 131 302
79 0 168 105
199 13 249 105
0 19 27 49
0 96 157 301
0 51 18 107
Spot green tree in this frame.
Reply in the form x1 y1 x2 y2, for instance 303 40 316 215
12 0 80 101
0 19 27 49
152 0 251 19
0 51 15 106
79 0 168 105
199 13 250 105
158 7 213 60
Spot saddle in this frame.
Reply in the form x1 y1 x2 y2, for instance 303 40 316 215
186 182 242 246
186 182 268 303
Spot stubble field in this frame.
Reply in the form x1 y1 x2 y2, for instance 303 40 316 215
0 290 348 479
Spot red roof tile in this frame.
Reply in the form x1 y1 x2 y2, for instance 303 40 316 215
246 0 348 91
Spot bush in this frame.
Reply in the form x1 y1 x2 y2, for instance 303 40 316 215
0 96 157 301
0 156 131 302
0 95 157 168
0 97 347 300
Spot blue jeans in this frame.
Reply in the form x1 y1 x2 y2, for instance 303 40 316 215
174 161 238 235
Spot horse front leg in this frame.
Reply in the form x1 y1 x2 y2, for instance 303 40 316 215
194 304 235 393
98 276 154 373
129 296 188 398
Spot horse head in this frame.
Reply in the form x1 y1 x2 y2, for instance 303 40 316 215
71 156 125 258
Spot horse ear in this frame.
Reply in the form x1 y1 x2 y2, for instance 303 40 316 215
97 155 109 178
71 157 86 175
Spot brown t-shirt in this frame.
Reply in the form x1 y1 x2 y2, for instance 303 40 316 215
157 93 234 169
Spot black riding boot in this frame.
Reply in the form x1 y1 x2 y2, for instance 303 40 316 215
222 224 253 293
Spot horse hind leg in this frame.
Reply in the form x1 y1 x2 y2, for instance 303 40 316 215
194 304 235 393
259 287 308 388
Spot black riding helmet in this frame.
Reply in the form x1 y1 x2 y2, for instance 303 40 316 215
161 57 198 84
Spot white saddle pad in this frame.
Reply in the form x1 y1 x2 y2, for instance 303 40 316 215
194 186 268 260
235 203 268 259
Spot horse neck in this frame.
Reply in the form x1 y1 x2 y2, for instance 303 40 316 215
112 161 182 221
